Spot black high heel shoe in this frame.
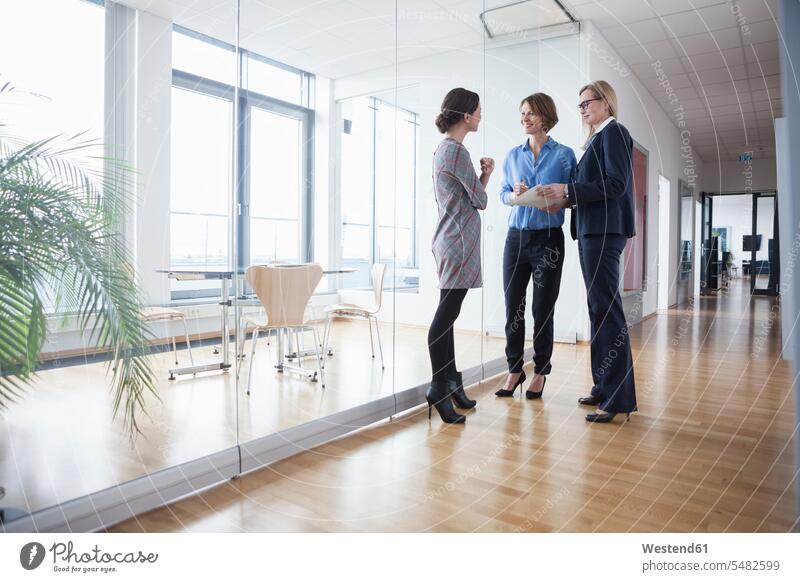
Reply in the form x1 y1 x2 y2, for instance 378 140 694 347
577 391 601 406
495 371 526 397
448 371 476 409
525 375 546 400
585 408 636 423
426 381 466 424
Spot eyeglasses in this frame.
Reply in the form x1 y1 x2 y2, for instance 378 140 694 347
577 98 602 111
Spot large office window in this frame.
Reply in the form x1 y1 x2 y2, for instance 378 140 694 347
340 97 418 289
170 87 233 271
0 0 104 155
0 0 105 312
170 27 313 298
246 54 307 106
248 108 302 264
172 29 236 87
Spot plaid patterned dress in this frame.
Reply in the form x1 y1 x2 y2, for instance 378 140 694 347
432 138 488 289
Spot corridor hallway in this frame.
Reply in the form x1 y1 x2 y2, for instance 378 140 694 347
111 278 797 532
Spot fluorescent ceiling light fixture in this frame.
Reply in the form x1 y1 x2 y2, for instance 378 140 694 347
480 0 576 39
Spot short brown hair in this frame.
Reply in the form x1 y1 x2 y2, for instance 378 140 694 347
519 93 558 133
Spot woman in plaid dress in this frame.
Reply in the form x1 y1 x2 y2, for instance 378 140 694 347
427 87 494 424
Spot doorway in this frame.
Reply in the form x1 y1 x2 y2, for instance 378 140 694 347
750 193 780 296
700 191 779 296
657 174 671 310
677 179 694 306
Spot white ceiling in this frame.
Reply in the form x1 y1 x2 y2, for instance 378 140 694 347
120 0 489 78
121 0 782 162
564 0 781 162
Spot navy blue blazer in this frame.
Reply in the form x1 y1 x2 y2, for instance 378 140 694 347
567 119 636 240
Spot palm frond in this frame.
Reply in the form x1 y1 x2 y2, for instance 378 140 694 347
0 124 158 440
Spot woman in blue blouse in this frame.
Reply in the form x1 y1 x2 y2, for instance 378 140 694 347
494 93 576 399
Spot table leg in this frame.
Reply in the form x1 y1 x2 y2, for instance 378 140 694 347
168 274 233 379
276 328 284 372
221 276 230 370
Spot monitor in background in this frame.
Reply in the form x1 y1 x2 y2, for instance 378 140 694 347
743 234 762 252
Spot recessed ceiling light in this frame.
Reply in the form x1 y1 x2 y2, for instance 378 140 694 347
480 0 577 40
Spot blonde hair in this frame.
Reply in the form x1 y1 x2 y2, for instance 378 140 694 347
579 80 618 143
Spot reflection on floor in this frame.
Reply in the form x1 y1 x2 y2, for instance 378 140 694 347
0 320 507 515
110 278 797 532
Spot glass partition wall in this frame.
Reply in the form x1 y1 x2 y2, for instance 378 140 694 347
752 194 779 296
482 25 583 390
390 0 488 402
677 180 694 307
0 0 239 523
233 0 400 458
1 0 586 531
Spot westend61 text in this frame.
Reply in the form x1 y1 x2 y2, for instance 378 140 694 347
642 543 708 554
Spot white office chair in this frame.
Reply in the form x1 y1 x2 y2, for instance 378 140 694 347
140 306 194 368
243 263 324 394
322 263 386 369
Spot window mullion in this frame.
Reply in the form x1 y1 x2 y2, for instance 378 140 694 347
370 98 379 273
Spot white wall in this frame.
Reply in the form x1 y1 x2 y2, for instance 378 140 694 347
657 174 672 309
313 75 335 292
134 10 173 306
582 21 704 319
776 118 796 361
777 0 800 528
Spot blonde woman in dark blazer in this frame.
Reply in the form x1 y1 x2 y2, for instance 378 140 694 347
539 80 638 423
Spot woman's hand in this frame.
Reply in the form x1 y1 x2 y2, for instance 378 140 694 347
512 181 528 196
535 183 570 214
537 183 566 199
480 157 495 176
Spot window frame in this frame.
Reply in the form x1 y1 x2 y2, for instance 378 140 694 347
339 96 419 290
238 90 314 269
169 26 315 300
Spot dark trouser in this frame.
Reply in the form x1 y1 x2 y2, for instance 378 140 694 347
578 234 637 413
503 227 565 375
428 288 468 382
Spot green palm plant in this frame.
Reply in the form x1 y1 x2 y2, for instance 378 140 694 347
0 82 158 439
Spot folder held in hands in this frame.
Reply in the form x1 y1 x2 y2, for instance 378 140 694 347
512 184 552 209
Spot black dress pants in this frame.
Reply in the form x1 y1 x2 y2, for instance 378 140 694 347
503 227 565 375
577 234 637 413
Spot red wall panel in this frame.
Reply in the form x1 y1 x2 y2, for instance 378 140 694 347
624 147 647 291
